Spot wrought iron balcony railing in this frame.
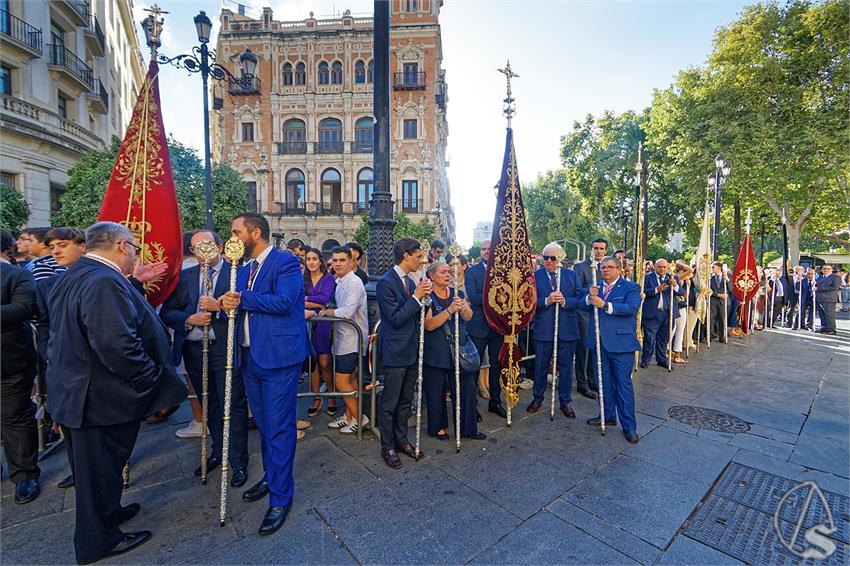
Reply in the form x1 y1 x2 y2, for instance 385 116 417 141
0 9 43 54
48 44 94 90
315 141 343 154
276 141 307 154
393 72 426 90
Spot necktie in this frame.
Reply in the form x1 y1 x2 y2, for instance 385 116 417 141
247 260 258 289
403 274 411 296
548 271 557 290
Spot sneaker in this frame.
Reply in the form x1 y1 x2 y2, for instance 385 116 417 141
175 421 207 439
546 374 554 385
328 415 349 429
340 415 369 435
296 420 310 431
518 379 533 390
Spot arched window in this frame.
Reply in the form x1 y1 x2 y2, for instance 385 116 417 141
281 118 306 153
282 62 293 86
321 239 340 261
367 60 374 83
353 117 373 152
317 118 342 153
354 60 366 84
318 61 329 85
331 61 343 84
357 168 373 211
284 169 305 213
320 168 341 214
295 62 306 85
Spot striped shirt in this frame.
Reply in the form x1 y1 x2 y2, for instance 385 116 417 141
26 255 66 282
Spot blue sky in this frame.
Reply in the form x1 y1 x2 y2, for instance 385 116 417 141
135 0 752 246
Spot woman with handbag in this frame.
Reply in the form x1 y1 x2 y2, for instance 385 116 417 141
423 262 487 441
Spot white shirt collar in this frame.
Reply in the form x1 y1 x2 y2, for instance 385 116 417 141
254 245 273 265
0 258 10 265
87 253 124 275
393 265 408 279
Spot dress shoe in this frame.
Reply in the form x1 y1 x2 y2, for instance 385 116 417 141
14 479 40 504
194 456 221 477
657 362 669 369
639 362 649 369
107 503 140 527
624 430 640 443
381 448 402 469
586 416 617 427
105 530 152 559
57 474 75 489
242 480 269 502
464 432 487 440
395 441 419 459
578 388 597 400
560 403 576 419
526 400 542 413
518 379 533 390
259 506 290 535
488 404 507 418
476 411 483 423
435 431 450 441
230 468 248 488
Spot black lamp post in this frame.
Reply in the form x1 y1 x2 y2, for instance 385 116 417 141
758 213 768 268
708 154 732 260
142 10 260 230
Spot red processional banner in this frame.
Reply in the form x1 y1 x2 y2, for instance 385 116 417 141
732 232 758 333
98 60 182 306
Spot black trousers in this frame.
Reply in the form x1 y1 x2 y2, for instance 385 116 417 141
0 370 40 484
183 340 249 469
64 420 140 565
817 301 837 332
422 365 478 437
378 365 417 450
710 298 726 339
574 314 597 392
470 331 505 407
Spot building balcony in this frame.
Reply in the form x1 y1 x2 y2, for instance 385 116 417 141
87 78 108 114
0 94 103 153
0 9 43 58
227 75 260 95
315 141 343 154
397 199 423 214
48 44 94 92
315 201 342 215
276 141 307 154
393 72 426 90
55 0 89 27
274 201 306 216
351 140 373 153
83 13 104 57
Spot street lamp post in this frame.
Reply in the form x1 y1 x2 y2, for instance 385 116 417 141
708 155 732 260
758 213 768 268
142 9 259 230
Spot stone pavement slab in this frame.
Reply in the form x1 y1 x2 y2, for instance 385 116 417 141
656 535 744 565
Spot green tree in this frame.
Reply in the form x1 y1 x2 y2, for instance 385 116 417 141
467 243 481 260
53 136 121 228
0 185 31 235
353 213 437 249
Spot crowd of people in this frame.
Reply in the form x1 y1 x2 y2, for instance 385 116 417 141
1 221 846 564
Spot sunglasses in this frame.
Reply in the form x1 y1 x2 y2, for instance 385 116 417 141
543 255 559 262
123 240 143 253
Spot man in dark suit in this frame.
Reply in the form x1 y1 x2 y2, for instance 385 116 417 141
0 228 41 504
161 229 249 487
640 259 684 368
375 237 432 469
221 213 307 536
466 240 509 417
580 256 642 443
786 266 805 328
801 268 816 329
709 261 732 341
46 222 187 564
814 264 840 334
527 243 583 418
572 238 608 398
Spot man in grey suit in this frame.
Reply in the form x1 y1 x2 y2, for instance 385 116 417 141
572 238 608 399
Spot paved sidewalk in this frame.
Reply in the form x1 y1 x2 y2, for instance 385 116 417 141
2 315 848 565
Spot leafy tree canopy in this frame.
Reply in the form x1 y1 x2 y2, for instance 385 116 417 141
0 184 30 235
354 212 437 250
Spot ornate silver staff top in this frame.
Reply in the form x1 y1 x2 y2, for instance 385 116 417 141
497 61 519 128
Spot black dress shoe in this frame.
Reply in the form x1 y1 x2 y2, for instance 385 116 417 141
560 403 576 419
395 441 419 459
657 362 668 369
259 506 290 535
463 432 487 440
381 448 403 469
586 416 617 426
476 411 483 423
105 530 152 558
488 404 507 418
526 400 542 413
242 480 269 502
14 479 40 504
57 474 75 489
624 430 640 443
639 362 649 369
230 468 248 488
194 456 221 477
578 388 597 400
107 503 140 527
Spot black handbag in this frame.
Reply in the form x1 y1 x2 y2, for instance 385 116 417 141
443 322 481 373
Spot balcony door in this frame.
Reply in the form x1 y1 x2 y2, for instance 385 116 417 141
320 168 341 214
284 168 305 212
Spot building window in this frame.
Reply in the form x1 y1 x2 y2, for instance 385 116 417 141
0 171 16 188
403 119 417 139
0 66 10 96
318 62 329 85
241 122 254 142
357 168 373 211
402 180 418 212
354 60 366 84
403 62 418 84
284 169 305 211
246 181 257 212
50 184 65 217
57 95 68 119
354 117 373 152
404 0 418 13
317 118 342 152
331 61 343 84
295 62 306 85
320 168 341 213
321 238 340 261
282 118 305 142
367 60 374 83
282 62 293 85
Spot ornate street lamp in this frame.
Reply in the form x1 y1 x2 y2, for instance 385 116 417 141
709 154 732 260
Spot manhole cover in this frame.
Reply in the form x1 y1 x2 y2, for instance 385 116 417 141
667 406 750 433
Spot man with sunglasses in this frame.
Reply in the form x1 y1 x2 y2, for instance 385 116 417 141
572 237 609 399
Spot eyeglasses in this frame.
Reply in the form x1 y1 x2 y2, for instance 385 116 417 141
543 255 558 262
123 240 143 253
600 265 619 270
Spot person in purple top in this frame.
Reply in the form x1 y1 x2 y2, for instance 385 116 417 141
303 247 337 416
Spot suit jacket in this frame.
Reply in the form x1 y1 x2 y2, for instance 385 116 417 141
709 274 732 303
161 261 233 367
464 261 492 338
235 247 307 370
642 273 685 321
45 257 187 428
579 277 642 353
1 262 37 379
531 267 582 342
815 273 840 304
574 258 602 290
376 267 421 367
801 278 814 307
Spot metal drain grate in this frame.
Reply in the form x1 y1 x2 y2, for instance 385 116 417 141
667 406 751 433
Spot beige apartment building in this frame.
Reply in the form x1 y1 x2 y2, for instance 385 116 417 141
0 0 144 226
211 0 454 254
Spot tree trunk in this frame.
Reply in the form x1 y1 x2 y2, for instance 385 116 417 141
733 200 741 259
787 223 802 267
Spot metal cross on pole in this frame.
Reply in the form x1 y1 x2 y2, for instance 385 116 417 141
497 61 519 128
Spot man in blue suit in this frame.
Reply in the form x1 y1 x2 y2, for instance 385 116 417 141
220 213 307 536
580 256 641 443
376 237 432 469
160 229 249 487
527 243 584 418
639 259 684 368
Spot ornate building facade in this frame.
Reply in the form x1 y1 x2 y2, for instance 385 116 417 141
211 1 454 254
0 0 144 226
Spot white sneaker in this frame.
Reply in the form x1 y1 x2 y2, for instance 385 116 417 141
547 374 554 385
519 379 533 390
328 415 348 429
175 420 207 439
340 415 369 435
